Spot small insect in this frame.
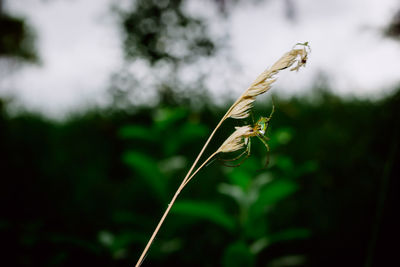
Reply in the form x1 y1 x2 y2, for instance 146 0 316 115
220 104 275 168
290 42 311 70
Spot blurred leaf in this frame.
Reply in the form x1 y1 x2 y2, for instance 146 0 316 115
153 107 188 131
267 255 306 266
251 173 274 192
275 155 294 171
258 179 297 205
269 228 311 243
252 179 298 216
274 127 294 145
172 200 235 232
118 125 156 141
158 155 187 173
159 238 182 254
226 169 252 191
98 230 115 247
98 230 148 259
243 217 268 240
179 122 208 140
164 122 208 155
298 160 319 174
246 228 310 251
218 183 245 205
250 237 269 254
122 151 167 200
222 241 255 267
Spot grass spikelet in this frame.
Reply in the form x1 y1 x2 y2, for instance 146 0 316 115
225 42 310 120
217 126 253 153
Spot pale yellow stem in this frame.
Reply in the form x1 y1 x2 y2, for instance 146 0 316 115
183 151 219 187
135 115 228 267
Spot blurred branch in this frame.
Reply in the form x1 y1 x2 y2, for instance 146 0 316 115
385 9 400 40
0 15 38 62
118 0 215 65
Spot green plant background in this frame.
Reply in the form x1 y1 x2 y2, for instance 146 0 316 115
1 88 399 266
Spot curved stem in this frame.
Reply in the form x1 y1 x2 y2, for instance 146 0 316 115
183 151 219 188
135 180 184 267
135 116 228 267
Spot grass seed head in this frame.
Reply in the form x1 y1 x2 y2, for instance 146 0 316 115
226 42 310 120
217 125 253 153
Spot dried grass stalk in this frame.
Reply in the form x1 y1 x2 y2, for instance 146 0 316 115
135 42 310 267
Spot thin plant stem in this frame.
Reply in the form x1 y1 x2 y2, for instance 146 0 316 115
182 151 219 187
135 117 227 267
135 178 185 267
135 43 310 266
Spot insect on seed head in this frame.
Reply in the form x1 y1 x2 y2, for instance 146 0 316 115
255 117 270 135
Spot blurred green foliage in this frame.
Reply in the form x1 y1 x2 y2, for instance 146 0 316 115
1 87 399 266
0 13 37 61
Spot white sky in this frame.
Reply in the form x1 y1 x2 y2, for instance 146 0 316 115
1 0 400 118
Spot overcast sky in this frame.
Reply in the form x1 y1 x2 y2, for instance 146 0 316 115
1 0 400 118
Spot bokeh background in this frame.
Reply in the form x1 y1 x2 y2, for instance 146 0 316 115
1 0 400 266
